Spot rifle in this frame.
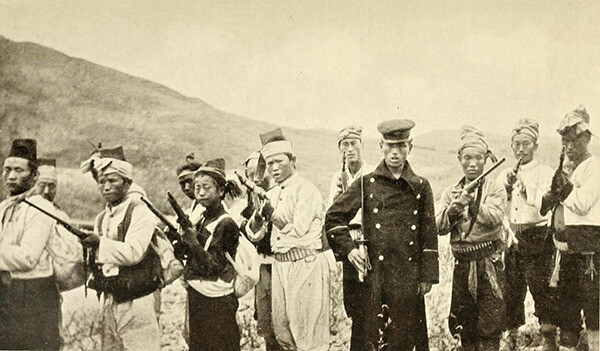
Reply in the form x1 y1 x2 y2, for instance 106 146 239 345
166 191 194 232
513 157 523 174
341 151 349 193
506 157 523 202
234 171 268 200
551 146 567 194
453 157 506 195
140 197 179 242
22 199 90 240
450 158 505 239
547 147 568 233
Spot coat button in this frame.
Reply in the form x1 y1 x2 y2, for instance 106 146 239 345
370 177 375 183
413 210 418 215
411 224 416 230
416 194 421 199
408 257 413 261
378 255 384 261
375 223 381 229
409 241 414 246
373 208 379 214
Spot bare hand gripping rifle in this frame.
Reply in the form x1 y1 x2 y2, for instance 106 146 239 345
450 157 506 239
22 199 90 240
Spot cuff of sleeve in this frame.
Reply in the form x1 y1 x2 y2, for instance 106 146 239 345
280 223 293 234
0 249 8 271
326 226 355 258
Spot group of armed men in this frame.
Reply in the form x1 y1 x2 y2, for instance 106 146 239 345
0 105 598 351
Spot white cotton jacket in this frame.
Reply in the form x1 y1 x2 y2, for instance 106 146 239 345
248 173 325 254
497 159 553 226
95 198 155 277
0 195 55 279
563 155 600 226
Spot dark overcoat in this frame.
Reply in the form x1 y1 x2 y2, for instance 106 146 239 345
325 160 439 350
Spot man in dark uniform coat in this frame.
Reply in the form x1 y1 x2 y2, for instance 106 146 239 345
325 119 439 351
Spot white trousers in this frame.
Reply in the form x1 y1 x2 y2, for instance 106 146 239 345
272 251 332 351
100 293 161 351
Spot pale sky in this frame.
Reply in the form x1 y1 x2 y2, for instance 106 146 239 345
1 0 599 137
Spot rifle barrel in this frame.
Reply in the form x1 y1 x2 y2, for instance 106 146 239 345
461 157 506 193
22 199 89 240
513 157 523 174
234 171 267 200
166 191 193 230
140 197 178 233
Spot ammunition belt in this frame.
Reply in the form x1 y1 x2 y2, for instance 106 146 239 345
452 240 499 262
274 248 322 262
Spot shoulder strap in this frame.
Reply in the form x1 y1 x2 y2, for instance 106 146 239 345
97 210 106 237
117 202 136 241
203 213 232 250
463 180 485 239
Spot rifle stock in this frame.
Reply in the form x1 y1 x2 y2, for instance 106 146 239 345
22 199 90 240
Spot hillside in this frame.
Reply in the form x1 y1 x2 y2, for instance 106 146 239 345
0 35 343 218
1 35 597 220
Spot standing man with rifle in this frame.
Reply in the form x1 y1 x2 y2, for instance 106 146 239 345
326 125 373 351
239 150 280 351
326 119 439 350
541 106 599 351
0 139 62 350
80 146 161 351
496 119 558 351
80 144 148 200
247 128 333 351
436 126 507 351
